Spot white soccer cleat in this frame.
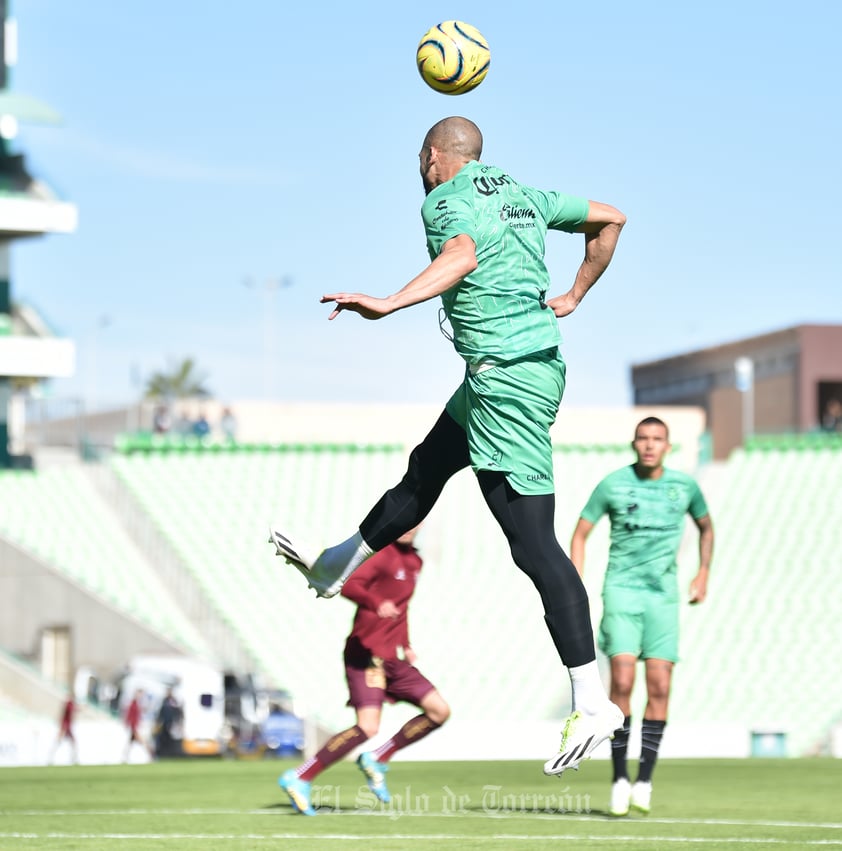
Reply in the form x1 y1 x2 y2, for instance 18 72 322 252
267 526 345 598
543 703 625 776
630 780 652 814
609 777 631 817
268 527 317 576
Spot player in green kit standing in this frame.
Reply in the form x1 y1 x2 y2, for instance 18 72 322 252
570 416 714 815
270 116 627 774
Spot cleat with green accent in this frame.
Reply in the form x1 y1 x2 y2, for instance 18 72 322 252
630 780 652 814
543 703 625 776
357 752 391 803
278 769 316 815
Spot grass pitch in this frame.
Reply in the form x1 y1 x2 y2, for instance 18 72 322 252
0 757 839 850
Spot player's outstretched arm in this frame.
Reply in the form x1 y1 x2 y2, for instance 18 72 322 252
321 234 477 320
547 201 626 318
319 293 393 321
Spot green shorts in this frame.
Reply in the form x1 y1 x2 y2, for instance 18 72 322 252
445 347 565 495
598 585 680 662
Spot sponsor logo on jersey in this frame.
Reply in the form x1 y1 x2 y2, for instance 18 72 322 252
500 203 536 222
430 199 459 231
473 173 514 197
500 202 536 229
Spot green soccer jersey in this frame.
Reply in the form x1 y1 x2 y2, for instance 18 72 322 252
580 465 709 595
422 160 589 366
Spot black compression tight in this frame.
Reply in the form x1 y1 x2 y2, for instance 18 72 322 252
476 469 597 668
359 410 597 668
359 409 470 549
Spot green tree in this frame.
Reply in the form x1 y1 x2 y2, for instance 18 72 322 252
144 357 211 400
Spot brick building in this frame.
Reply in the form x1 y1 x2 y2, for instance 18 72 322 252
631 324 842 459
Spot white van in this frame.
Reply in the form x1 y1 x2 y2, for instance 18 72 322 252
116 655 225 757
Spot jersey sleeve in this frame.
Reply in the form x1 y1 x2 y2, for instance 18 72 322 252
421 190 478 257
579 478 610 524
525 188 589 233
687 481 710 519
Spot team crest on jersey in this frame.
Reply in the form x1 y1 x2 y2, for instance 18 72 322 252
395 569 407 581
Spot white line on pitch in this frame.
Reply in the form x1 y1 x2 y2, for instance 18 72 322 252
3 810 842 831
1 832 842 845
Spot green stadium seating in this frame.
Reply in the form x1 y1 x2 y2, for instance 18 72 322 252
110 446 410 729
109 444 634 732
6 438 838 755
0 467 209 657
667 446 842 755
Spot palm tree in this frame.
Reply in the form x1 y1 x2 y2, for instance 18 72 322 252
144 357 211 400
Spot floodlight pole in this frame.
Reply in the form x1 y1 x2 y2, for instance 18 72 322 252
84 314 112 414
244 276 292 400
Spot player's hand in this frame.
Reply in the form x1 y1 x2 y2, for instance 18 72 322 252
545 291 580 318
376 600 400 619
404 647 418 666
689 574 708 605
321 293 393 321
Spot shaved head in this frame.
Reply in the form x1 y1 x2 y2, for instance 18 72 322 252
423 116 483 161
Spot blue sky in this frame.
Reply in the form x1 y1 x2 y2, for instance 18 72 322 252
9 0 842 410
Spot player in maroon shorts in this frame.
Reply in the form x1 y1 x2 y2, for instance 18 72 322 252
279 527 450 815
49 695 78 764
124 689 152 762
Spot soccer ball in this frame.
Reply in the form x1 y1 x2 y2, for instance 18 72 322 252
416 21 490 95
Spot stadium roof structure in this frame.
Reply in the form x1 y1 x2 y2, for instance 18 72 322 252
0 10 75 238
0 137 77 239
0 90 62 125
0 6 78 467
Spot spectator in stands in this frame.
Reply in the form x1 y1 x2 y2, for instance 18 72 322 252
270 116 626 779
152 405 171 434
192 410 211 439
173 409 194 436
153 687 183 758
49 695 78 765
278 526 450 816
219 407 237 443
821 398 842 432
124 689 152 762
570 416 714 817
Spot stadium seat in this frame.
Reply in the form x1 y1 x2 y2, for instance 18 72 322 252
10 438 837 753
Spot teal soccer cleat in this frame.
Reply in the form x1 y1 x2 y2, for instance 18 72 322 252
357 751 391 803
278 769 316 816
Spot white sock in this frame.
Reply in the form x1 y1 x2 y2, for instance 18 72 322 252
568 660 609 715
313 530 374 580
